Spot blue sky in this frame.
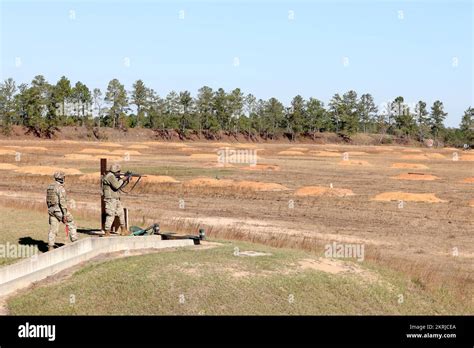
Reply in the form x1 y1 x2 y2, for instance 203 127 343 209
0 0 472 126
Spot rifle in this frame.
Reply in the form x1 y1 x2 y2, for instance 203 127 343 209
117 171 147 194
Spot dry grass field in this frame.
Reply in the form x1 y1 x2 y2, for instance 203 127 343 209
0 139 472 313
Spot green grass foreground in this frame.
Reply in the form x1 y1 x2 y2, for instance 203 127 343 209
6 240 466 315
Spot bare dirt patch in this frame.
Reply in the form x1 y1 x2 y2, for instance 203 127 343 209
391 163 429 169
128 144 150 149
425 153 446 159
277 150 305 156
372 192 446 203
338 160 371 166
79 172 100 182
5 146 48 152
111 150 142 156
201 162 234 168
402 149 423 153
80 148 110 154
184 177 288 192
400 154 428 160
470 200 474 207
189 154 217 160
287 147 309 152
144 175 180 184
64 154 96 161
97 143 122 147
348 151 368 156
460 154 474 161
0 163 19 170
0 149 17 155
391 173 439 181
297 258 379 283
311 151 341 157
295 186 354 197
461 177 474 183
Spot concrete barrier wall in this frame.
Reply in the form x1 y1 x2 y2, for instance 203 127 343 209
0 236 194 297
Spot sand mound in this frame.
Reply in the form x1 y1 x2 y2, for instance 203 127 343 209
95 155 125 161
5 146 48 151
97 143 122 147
179 147 202 152
201 162 234 168
460 154 474 161
128 144 150 149
110 150 142 156
391 173 439 181
287 147 309 152
278 150 305 156
234 143 258 149
140 142 184 147
144 175 179 184
311 151 341 157
189 154 217 160
461 177 474 183
0 163 19 170
372 191 446 203
400 154 428 160
184 177 234 188
240 164 280 171
235 181 288 191
15 166 82 176
295 186 354 197
391 163 429 169
348 151 368 156
65 154 96 161
184 177 288 192
0 149 17 155
402 148 422 153
425 153 445 159
338 160 371 166
80 148 110 154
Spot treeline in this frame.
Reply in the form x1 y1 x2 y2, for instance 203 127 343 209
0 75 472 145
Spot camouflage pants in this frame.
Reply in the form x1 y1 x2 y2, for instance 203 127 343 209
104 199 125 231
48 211 78 247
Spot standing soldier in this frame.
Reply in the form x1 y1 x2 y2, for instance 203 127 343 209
46 171 78 251
102 163 131 236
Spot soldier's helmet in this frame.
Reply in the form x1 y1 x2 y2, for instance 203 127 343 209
54 171 65 182
109 163 121 173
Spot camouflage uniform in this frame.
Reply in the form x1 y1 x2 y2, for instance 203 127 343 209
102 164 127 234
46 172 78 249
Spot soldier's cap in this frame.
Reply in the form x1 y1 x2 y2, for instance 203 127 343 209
54 171 65 180
109 163 121 173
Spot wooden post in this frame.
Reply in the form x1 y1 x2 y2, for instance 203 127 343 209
100 158 107 231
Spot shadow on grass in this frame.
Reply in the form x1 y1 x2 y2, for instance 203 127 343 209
18 237 64 253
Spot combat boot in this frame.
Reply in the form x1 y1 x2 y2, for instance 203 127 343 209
120 226 130 236
102 230 111 237
48 245 54 252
